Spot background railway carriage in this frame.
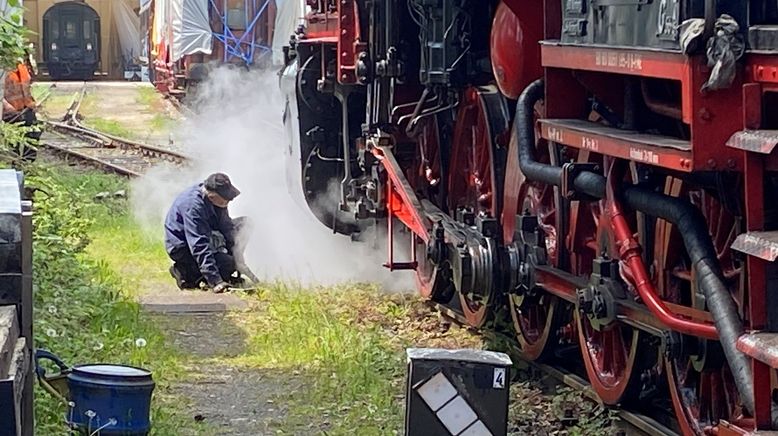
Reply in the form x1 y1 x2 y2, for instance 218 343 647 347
145 0 279 97
281 0 778 433
42 1 101 80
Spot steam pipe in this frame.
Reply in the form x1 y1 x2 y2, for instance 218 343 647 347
605 164 718 340
515 79 755 415
338 91 352 208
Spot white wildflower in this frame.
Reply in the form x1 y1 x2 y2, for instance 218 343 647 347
45 328 57 338
92 342 104 351
47 305 57 314
135 338 147 348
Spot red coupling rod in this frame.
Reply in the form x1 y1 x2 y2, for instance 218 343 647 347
605 164 719 340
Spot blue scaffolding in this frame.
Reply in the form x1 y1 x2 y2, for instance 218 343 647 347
208 0 274 65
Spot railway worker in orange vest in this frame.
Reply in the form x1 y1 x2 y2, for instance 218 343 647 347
3 61 40 162
164 173 258 293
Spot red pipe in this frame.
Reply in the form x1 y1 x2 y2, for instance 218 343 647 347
605 164 719 340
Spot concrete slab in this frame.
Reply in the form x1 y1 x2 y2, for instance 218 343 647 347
139 291 248 313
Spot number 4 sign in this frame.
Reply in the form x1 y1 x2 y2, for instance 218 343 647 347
493 368 505 389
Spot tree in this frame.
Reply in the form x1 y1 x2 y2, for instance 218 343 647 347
0 0 36 163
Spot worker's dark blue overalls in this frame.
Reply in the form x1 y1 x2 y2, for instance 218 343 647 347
164 184 252 289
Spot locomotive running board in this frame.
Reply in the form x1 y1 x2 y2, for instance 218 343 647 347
538 119 693 172
726 130 778 154
737 332 778 369
731 231 778 261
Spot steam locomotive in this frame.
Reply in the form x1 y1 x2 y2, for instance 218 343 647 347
281 0 778 433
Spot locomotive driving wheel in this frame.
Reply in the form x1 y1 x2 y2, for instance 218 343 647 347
502 113 563 360
571 157 647 405
411 116 452 303
657 182 747 435
447 85 509 327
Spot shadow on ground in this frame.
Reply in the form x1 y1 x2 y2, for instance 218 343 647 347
149 313 306 435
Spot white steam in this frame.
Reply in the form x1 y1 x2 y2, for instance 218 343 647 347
131 67 414 291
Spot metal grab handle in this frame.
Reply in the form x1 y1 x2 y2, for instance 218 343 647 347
34 349 69 377
34 349 70 402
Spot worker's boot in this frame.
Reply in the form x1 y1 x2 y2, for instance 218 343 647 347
169 264 200 290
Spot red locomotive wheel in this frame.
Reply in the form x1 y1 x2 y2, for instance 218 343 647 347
448 86 509 327
503 121 562 360
656 183 748 434
412 117 451 303
576 311 643 404
571 157 646 405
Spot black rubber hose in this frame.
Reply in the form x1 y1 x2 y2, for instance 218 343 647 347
515 79 562 186
514 80 755 415
621 186 755 415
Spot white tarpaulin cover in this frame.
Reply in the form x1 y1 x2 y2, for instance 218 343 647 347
114 0 141 64
152 0 212 62
171 0 212 62
272 0 307 65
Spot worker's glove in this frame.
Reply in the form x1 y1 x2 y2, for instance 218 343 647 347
212 282 230 294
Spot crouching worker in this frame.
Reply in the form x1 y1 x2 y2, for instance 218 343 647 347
164 173 258 293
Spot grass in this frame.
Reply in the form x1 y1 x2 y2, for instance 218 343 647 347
137 86 159 107
150 113 175 133
85 117 135 138
27 162 210 435
229 286 418 434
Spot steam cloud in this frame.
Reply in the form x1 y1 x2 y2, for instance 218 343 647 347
131 67 414 291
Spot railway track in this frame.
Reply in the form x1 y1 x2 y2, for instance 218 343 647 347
431 302 679 436
39 85 190 177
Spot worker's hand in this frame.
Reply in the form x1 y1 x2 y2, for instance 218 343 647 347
212 282 230 294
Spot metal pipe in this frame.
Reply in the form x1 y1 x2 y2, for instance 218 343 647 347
338 92 352 208
403 87 430 130
605 163 718 340
515 79 755 415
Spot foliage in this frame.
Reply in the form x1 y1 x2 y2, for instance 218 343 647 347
0 0 28 70
26 164 199 435
0 120 37 163
508 382 618 436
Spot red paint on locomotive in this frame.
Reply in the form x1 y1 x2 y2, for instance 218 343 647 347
489 1 543 99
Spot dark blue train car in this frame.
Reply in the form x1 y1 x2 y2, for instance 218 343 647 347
42 1 100 80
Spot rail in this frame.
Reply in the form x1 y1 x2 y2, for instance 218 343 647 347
39 86 191 177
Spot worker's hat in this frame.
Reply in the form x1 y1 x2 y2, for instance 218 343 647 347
204 173 240 201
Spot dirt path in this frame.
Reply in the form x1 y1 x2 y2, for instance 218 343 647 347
150 311 301 435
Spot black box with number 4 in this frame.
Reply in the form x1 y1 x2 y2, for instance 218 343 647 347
404 348 512 436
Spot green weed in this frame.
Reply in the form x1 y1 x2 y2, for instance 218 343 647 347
85 118 135 139
150 113 175 133
136 86 159 107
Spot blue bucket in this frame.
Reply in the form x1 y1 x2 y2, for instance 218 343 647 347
35 351 155 435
